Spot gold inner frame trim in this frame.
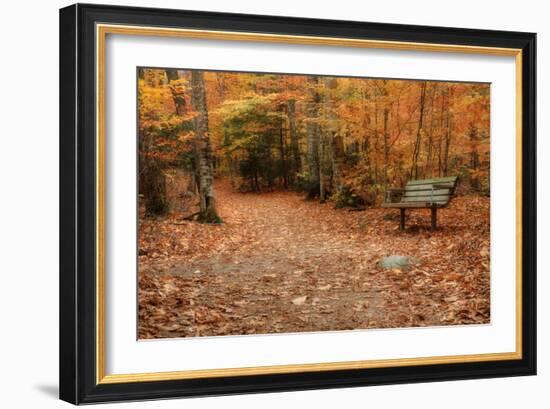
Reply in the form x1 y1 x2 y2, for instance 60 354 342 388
96 23 523 385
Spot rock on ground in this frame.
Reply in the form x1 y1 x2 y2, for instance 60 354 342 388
377 255 417 270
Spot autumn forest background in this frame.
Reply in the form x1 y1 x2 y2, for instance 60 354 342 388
138 68 491 339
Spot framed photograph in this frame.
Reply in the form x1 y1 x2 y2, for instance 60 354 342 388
59 3 536 404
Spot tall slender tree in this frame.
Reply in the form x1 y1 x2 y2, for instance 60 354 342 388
410 81 427 179
279 104 289 189
306 76 321 198
324 77 343 197
383 107 390 188
287 99 300 180
190 70 222 223
424 83 438 178
442 85 453 176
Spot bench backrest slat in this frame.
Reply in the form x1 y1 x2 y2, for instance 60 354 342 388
397 176 458 206
403 184 451 192
403 188 450 197
406 176 457 186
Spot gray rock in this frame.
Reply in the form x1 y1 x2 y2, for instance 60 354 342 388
377 255 417 270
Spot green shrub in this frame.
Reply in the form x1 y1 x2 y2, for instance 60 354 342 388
331 185 365 209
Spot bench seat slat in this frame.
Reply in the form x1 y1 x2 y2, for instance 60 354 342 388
381 202 448 208
401 196 450 204
402 193 450 199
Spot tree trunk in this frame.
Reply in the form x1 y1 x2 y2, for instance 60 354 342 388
469 126 480 191
437 87 446 177
140 131 168 216
410 81 427 179
139 73 168 217
373 95 379 181
165 69 186 116
279 110 289 189
331 134 344 194
165 69 178 82
319 135 327 202
324 77 342 197
306 76 321 197
165 69 196 205
216 73 226 99
319 116 327 203
443 85 453 176
424 84 437 178
383 107 389 189
362 86 372 182
190 70 222 223
287 99 301 181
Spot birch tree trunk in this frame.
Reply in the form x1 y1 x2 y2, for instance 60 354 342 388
190 70 222 223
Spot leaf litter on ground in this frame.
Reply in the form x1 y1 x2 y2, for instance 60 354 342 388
138 181 490 339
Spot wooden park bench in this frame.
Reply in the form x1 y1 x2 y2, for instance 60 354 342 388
382 176 458 230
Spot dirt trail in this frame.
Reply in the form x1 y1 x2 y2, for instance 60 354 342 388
138 180 491 339
194 182 373 275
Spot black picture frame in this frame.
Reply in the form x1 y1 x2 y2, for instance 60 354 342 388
60 3 536 404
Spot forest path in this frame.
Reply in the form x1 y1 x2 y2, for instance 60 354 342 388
138 180 491 339
212 181 369 275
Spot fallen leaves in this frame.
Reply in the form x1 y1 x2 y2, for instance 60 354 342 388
138 181 490 339
292 296 308 306
480 247 489 258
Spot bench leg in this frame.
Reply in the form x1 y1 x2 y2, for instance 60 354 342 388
431 207 437 230
400 209 406 231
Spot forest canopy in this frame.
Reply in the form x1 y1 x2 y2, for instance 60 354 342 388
138 68 490 217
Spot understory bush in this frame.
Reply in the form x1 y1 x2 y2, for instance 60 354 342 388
331 185 365 209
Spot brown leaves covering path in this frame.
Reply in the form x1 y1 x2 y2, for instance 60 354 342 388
139 180 490 339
